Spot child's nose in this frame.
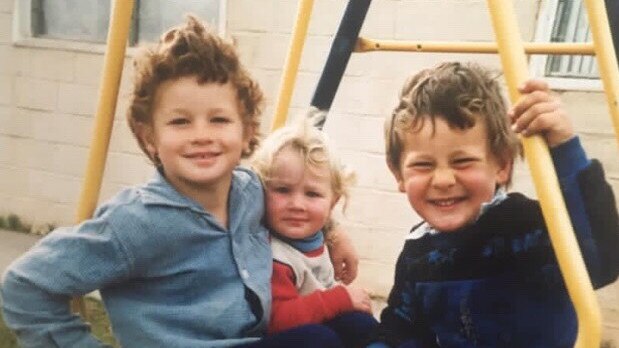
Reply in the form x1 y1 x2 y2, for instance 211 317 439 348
288 193 306 210
190 122 214 144
431 168 456 189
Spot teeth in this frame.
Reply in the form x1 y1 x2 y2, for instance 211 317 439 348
434 199 456 206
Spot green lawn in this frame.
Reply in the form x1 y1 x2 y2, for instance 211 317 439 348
1 297 119 347
2 300 615 347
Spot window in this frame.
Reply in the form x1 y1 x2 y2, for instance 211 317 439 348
15 0 225 50
545 0 598 78
531 0 601 90
30 0 112 44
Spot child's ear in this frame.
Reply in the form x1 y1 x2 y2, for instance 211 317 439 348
242 123 256 154
330 194 341 210
387 160 406 193
139 125 157 159
495 158 513 186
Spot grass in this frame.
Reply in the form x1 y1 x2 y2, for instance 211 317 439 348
1 298 617 347
0 214 31 233
0 214 56 235
0 297 119 347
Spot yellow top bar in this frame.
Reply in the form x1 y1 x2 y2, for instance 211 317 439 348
355 37 596 55
487 1 601 347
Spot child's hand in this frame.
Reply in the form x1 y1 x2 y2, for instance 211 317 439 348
344 285 373 314
327 227 359 285
508 79 575 147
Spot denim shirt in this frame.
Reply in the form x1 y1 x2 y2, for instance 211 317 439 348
1 167 272 347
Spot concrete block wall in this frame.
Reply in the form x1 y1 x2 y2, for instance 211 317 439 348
1 0 617 340
0 0 153 228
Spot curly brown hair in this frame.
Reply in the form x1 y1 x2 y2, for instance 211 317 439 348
385 61 521 186
127 15 264 163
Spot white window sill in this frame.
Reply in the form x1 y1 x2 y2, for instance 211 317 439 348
13 37 138 56
545 77 603 92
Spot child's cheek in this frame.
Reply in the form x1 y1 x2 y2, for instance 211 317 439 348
265 192 283 218
403 176 427 209
459 168 499 200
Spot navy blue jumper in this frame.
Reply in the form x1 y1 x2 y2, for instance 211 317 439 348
370 137 619 348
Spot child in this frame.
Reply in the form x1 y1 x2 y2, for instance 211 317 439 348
368 62 619 347
0 16 355 348
251 120 379 347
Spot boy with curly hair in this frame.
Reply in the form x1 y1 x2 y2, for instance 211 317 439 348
1 16 354 348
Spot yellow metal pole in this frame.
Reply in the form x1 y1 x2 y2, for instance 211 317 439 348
487 1 601 347
270 0 315 131
71 0 135 317
584 0 619 148
355 38 595 55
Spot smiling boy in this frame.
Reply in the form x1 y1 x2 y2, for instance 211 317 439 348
367 62 619 347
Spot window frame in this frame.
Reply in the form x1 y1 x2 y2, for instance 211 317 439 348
12 0 228 55
530 0 602 91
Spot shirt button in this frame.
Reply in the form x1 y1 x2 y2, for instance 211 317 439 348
241 269 250 279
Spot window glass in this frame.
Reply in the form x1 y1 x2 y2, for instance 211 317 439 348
137 0 220 43
545 0 599 79
32 0 111 44
29 0 222 46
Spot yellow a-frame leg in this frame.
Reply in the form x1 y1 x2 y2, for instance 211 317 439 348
71 0 135 319
271 0 315 131
487 1 602 347
584 0 619 148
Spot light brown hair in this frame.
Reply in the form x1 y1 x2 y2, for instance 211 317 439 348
385 62 521 186
127 15 264 163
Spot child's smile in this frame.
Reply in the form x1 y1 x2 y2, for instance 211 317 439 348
184 150 221 166
428 196 467 208
394 117 511 232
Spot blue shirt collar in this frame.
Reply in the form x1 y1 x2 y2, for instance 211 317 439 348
139 166 256 215
271 230 325 252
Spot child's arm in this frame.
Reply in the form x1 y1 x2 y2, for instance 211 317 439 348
325 222 359 284
509 80 619 287
268 261 370 334
1 220 130 347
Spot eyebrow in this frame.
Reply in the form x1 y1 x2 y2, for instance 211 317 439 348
163 105 235 115
162 107 190 116
208 107 235 114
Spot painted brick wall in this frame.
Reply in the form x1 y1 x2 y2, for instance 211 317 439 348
1 0 617 341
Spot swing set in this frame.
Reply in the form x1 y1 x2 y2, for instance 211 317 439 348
74 1 619 346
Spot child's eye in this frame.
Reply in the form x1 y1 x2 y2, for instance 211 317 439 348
411 161 433 169
306 191 323 198
452 158 476 167
272 186 290 194
211 116 231 124
168 117 189 125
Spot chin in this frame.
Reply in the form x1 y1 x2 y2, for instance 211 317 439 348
430 220 469 233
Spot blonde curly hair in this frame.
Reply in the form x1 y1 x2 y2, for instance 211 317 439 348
251 118 356 211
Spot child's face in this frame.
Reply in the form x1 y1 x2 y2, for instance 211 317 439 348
392 117 511 232
144 76 252 196
265 147 336 239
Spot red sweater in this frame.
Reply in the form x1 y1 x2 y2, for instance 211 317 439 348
268 245 354 334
